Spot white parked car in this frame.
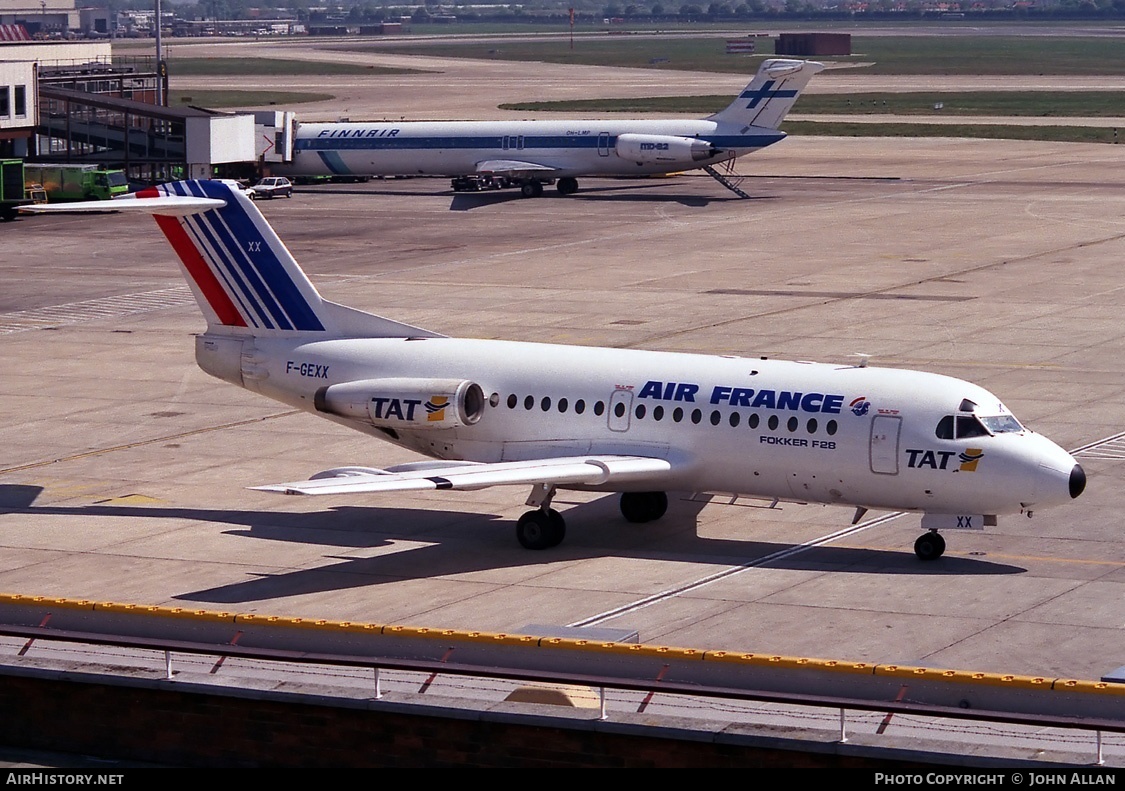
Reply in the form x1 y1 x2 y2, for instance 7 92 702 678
248 177 293 200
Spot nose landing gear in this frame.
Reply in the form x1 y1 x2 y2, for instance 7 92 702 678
914 530 946 561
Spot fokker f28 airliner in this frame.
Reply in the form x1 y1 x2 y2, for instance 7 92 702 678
280 59 823 199
28 181 1085 560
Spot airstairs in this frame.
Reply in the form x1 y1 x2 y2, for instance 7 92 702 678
703 158 751 199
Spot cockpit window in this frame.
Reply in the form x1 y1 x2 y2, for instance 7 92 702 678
938 414 994 439
935 415 954 440
937 412 1020 439
956 415 990 438
979 414 1023 434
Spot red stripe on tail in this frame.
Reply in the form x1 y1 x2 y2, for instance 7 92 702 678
154 215 247 327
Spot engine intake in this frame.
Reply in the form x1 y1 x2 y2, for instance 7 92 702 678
315 378 486 429
614 133 718 166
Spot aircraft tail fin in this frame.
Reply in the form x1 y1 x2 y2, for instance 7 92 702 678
27 180 438 339
708 59 824 130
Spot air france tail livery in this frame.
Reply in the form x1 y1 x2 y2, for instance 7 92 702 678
28 181 1085 559
282 59 823 198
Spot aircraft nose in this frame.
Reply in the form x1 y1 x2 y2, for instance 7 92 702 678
1070 463 1086 499
1028 438 1083 508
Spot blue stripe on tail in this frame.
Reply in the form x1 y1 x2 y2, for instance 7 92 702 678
179 181 325 332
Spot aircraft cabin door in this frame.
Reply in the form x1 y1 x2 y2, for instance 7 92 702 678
598 132 611 157
607 388 633 432
870 415 901 475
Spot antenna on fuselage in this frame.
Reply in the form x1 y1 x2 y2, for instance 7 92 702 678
851 353 872 368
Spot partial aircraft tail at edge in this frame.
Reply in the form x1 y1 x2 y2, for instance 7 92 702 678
708 58 825 131
25 180 441 340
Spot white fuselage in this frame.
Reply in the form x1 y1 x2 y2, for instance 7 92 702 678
214 333 1080 517
281 119 785 179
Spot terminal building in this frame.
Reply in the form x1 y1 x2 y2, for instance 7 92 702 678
0 3 289 182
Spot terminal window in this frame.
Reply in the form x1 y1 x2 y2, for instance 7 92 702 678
14 86 25 117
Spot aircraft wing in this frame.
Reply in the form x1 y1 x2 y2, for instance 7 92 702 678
475 159 560 179
252 455 672 496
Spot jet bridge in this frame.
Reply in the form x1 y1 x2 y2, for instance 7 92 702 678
37 85 260 180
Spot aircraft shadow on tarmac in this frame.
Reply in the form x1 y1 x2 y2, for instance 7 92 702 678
0 483 1025 605
447 182 770 211
294 180 769 210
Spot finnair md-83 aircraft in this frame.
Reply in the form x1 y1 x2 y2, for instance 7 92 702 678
30 181 1085 560
280 59 823 198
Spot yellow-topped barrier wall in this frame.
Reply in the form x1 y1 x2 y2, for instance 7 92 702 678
1 592 1122 701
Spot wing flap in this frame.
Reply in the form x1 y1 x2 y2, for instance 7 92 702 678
252 455 672 496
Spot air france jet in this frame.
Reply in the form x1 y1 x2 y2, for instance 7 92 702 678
27 181 1085 560
282 59 823 199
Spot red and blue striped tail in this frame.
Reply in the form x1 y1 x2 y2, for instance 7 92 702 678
140 180 327 333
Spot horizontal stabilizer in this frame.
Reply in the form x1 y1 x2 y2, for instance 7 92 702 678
252 455 673 496
22 194 226 217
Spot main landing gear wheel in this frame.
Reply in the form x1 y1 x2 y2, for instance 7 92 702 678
914 531 946 561
520 181 544 198
620 492 669 524
516 508 566 549
556 177 579 196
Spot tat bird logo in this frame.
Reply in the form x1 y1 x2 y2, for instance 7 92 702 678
959 449 984 472
425 396 448 422
850 397 871 417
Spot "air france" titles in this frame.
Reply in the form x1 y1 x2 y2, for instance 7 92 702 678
637 380 845 414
